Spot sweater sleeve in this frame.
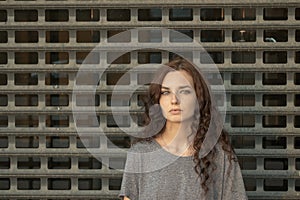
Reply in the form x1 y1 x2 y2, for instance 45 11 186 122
119 171 139 200
221 153 248 200
119 145 141 200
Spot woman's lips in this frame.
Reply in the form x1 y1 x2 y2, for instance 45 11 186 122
169 109 182 115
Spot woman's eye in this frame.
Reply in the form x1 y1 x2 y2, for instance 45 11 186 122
161 91 170 95
179 90 191 94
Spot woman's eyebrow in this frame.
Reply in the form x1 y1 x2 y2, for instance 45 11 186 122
161 86 170 90
178 85 192 89
161 85 192 90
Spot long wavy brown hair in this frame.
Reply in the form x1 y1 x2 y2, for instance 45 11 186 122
137 56 236 193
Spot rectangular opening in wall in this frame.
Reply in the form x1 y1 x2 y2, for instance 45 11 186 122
237 156 257 170
263 136 286 149
263 115 286 127
169 52 193 61
107 30 131 43
201 8 224 21
76 52 100 64
263 94 286 106
107 136 131 149
0 136 8 148
48 178 71 190
14 10 38 22
77 136 100 149
78 178 102 190
107 52 131 64
294 116 300 128
296 30 300 42
138 29 162 43
45 72 69 85
244 178 256 191
15 31 38 43
75 72 99 86
264 179 288 191
46 136 69 148
15 73 38 85
0 74 7 85
15 52 38 64
263 73 286 85
76 9 99 21
107 94 130 106
15 136 39 148
201 30 224 42
232 8 256 20
46 94 69 106
294 137 300 149
263 51 287 63
169 30 194 42
0 178 10 190
48 157 71 169
0 157 10 169
0 95 7 106
17 178 40 190
75 115 99 127
45 9 69 22
0 115 8 127
0 52 7 64
138 8 162 21
17 157 40 169
46 31 69 43
106 72 130 85
109 157 126 170
109 178 122 190
264 8 288 20
15 94 38 106
0 31 7 43
294 94 300 106
107 9 130 21
137 73 154 85
232 30 256 42
295 158 300 169
264 30 288 42
231 135 255 149
15 115 39 127
231 94 255 106
45 52 69 64
0 10 7 22
201 52 224 64
296 8 300 20
138 52 162 64
46 115 69 127
78 157 102 169
107 115 130 127
231 114 255 127
232 51 256 63
169 8 193 21
296 179 300 191
77 30 100 43
264 158 288 170
295 51 300 63
75 94 99 106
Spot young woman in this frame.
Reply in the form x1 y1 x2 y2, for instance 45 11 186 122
119 57 247 199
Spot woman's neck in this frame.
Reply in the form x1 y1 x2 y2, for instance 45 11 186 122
158 121 194 156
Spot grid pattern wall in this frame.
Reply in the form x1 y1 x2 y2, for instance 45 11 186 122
0 0 300 199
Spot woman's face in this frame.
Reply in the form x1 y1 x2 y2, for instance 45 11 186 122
159 70 197 124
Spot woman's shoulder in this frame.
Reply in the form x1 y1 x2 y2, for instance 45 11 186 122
129 139 159 153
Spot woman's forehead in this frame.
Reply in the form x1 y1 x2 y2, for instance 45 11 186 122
161 70 194 88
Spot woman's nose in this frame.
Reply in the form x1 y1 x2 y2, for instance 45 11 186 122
171 93 179 104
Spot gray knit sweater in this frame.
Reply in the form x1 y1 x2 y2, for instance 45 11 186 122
119 140 248 200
